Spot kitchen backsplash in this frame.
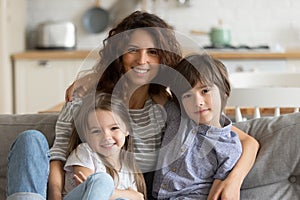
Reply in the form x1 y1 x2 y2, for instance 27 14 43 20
27 0 300 50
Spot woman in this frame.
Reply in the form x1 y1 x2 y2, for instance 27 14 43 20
7 11 259 200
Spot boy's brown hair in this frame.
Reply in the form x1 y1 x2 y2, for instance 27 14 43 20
170 54 231 115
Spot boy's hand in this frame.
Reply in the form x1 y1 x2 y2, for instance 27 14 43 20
208 179 240 200
110 188 144 200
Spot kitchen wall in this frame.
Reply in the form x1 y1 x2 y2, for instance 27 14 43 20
0 0 26 114
26 0 300 50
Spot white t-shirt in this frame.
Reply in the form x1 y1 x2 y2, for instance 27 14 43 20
63 143 137 196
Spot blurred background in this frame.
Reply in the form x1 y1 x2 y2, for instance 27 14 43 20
2 0 300 114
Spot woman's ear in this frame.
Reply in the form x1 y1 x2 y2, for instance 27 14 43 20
223 91 229 100
125 131 129 136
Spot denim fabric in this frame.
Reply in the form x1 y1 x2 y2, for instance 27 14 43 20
6 192 45 200
7 130 50 200
63 172 114 200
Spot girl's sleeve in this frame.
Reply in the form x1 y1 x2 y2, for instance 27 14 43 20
64 143 96 172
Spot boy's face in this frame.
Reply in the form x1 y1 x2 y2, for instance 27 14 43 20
181 82 222 127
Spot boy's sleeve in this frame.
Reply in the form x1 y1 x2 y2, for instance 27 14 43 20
213 131 243 180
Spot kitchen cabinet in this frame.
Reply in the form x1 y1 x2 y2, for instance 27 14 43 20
220 59 287 73
12 49 300 114
12 50 98 114
286 60 300 72
208 49 300 73
13 58 91 114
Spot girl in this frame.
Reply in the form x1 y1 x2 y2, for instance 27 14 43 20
63 93 146 200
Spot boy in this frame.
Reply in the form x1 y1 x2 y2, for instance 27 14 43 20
153 54 242 199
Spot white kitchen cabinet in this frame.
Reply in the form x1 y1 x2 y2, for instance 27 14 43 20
221 59 287 73
13 59 82 114
286 60 300 72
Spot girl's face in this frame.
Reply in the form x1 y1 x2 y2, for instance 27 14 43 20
86 110 128 159
122 29 160 88
181 82 222 127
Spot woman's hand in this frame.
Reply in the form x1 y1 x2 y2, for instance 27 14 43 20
65 73 99 102
65 82 75 102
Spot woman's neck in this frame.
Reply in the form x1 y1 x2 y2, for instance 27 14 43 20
127 85 150 109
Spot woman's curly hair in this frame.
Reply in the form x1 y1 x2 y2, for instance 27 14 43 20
94 11 182 97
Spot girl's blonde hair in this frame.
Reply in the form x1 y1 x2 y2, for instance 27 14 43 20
68 92 147 198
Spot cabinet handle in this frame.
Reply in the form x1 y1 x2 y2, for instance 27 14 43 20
38 60 51 68
235 65 244 72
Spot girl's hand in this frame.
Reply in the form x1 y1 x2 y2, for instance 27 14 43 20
73 171 87 186
126 188 145 200
207 178 241 200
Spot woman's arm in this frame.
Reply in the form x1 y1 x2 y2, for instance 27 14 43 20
48 161 65 200
48 99 82 199
208 126 259 200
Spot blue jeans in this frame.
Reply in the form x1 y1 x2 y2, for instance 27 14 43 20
64 172 114 200
7 130 50 200
6 130 117 200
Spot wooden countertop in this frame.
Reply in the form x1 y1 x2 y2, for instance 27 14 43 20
11 48 300 60
208 50 300 59
11 50 99 60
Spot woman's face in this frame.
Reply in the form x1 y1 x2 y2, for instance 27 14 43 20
122 29 160 88
86 109 128 159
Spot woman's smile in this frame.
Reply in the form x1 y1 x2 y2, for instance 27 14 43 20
131 66 150 74
122 29 160 87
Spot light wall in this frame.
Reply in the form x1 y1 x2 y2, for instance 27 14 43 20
2 0 300 113
26 0 300 50
0 0 26 113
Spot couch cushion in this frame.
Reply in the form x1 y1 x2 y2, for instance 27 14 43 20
0 114 58 199
235 112 300 199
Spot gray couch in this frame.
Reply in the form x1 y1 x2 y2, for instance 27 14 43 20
0 113 299 199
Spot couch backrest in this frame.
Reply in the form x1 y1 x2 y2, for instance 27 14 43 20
235 112 300 199
0 113 58 199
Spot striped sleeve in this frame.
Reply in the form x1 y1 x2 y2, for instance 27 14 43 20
49 98 82 162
